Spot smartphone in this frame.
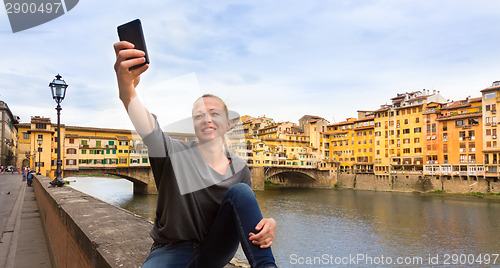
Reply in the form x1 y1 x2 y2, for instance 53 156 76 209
117 19 150 70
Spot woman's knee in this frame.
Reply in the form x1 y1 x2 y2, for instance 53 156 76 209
225 183 255 202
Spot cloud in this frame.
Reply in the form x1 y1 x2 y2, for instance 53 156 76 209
2 0 500 129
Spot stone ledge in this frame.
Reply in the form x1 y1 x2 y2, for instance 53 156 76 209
34 175 152 268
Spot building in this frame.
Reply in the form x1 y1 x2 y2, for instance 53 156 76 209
481 81 500 176
16 116 195 178
0 101 19 167
424 97 483 177
327 118 356 173
373 90 447 177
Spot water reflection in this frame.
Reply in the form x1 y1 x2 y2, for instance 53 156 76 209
69 177 500 267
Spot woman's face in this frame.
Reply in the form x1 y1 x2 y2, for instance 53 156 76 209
192 97 230 144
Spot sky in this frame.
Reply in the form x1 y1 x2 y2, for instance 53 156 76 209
1 0 500 131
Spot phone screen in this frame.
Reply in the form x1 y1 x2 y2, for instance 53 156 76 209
117 19 150 70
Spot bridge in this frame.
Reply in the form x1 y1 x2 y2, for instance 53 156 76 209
63 167 156 194
63 166 337 194
259 166 336 188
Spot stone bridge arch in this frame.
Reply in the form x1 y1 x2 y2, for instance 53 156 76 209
254 167 336 188
63 167 157 194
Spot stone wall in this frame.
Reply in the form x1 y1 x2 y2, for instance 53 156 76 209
338 173 500 194
336 173 355 188
355 174 393 191
437 176 489 193
33 175 153 268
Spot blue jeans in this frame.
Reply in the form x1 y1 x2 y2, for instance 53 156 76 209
142 183 277 268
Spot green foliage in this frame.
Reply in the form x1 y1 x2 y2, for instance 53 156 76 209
430 190 445 194
264 180 281 186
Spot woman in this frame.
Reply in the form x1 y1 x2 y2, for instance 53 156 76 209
114 41 277 268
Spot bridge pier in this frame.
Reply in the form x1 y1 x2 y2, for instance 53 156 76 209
250 167 265 191
133 179 158 194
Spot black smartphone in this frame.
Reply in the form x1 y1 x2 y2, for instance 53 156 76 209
117 19 150 70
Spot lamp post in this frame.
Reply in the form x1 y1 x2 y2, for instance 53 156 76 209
37 137 42 175
32 149 36 171
49 74 68 187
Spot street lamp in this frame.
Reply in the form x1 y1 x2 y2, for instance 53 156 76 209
49 74 68 187
32 149 36 171
37 137 42 175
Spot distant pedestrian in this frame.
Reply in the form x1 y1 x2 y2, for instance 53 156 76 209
22 169 26 181
27 170 33 186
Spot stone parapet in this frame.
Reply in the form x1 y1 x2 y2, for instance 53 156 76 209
33 175 152 268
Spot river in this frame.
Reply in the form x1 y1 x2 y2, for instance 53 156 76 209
68 176 500 267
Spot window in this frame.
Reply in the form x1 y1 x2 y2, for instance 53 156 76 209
486 105 491 111
414 137 420 143
414 127 421 133
38 134 43 140
81 150 86 154
403 129 410 134
66 148 77 154
403 148 410 154
456 120 464 126
443 133 448 142
96 141 101 147
404 119 408 124
468 118 479 125
485 92 496 99
35 123 46 129
415 117 420 123
66 159 77 165
469 142 475 152
109 141 115 146
487 129 492 135
23 132 30 139
443 144 448 153
69 138 74 144
442 122 447 132
81 140 88 145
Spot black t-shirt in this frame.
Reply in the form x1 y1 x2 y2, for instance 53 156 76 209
141 116 251 244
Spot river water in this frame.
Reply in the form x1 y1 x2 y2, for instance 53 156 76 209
68 176 500 267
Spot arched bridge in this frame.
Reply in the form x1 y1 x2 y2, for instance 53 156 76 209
64 167 157 194
250 166 336 189
63 166 337 194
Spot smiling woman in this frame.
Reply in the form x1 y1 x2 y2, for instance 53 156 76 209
113 40 277 267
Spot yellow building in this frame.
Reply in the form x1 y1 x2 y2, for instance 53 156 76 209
353 116 375 173
328 118 356 173
373 90 447 177
481 81 500 176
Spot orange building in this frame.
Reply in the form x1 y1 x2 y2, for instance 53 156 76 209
424 97 483 177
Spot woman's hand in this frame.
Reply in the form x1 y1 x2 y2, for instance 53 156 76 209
113 41 149 108
249 218 276 248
